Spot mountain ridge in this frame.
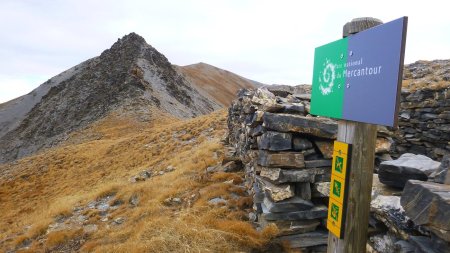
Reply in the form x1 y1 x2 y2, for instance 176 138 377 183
0 32 223 163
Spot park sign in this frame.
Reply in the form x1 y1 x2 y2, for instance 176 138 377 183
311 17 408 127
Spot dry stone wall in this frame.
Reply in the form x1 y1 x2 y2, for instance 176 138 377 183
227 84 450 251
393 87 450 160
227 86 392 252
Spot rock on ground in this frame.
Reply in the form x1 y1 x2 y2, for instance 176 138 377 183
401 180 450 242
379 153 441 188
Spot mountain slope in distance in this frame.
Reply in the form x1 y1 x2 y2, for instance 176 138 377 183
177 62 262 107
0 33 220 163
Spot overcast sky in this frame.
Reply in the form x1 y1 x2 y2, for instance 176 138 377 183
1 0 449 103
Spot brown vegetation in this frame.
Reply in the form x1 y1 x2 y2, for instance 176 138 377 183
0 109 277 252
402 60 450 91
178 63 257 106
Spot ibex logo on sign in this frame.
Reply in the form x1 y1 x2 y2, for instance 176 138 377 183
318 59 336 95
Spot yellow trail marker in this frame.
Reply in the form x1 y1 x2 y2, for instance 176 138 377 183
327 141 351 238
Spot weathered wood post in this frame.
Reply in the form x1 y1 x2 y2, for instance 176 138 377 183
327 17 383 253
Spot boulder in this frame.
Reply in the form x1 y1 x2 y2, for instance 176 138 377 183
375 154 393 171
266 85 294 97
282 103 305 114
371 195 402 212
314 140 333 159
293 93 311 101
302 148 317 158
312 182 330 197
259 217 320 236
256 176 295 202
434 155 450 184
261 203 327 221
257 131 292 151
261 103 285 113
251 88 285 112
408 236 442 253
248 111 264 127
242 99 257 114
296 182 311 200
378 153 441 188
257 150 305 169
223 146 240 163
293 137 313 151
305 159 332 168
251 88 276 105
401 180 450 242
276 230 328 249
253 182 265 213
371 174 402 199
262 113 338 139
208 197 227 205
370 195 413 239
286 95 301 104
249 124 264 137
263 196 314 213
130 170 152 183
393 240 415 253
259 167 331 184
222 160 243 172
369 234 397 253
377 125 393 137
164 165 176 172
376 137 392 154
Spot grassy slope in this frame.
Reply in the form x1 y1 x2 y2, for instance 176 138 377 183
402 60 450 91
178 63 256 107
0 110 277 252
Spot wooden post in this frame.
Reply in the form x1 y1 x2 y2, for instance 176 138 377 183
327 17 382 253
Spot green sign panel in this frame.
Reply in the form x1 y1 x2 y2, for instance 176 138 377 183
312 38 348 119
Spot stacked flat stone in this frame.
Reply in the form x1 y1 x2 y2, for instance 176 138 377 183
369 155 450 253
369 161 450 252
227 86 398 251
401 180 450 252
393 87 450 160
228 86 333 251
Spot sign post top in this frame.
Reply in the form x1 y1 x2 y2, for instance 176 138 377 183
311 17 408 127
343 17 383 37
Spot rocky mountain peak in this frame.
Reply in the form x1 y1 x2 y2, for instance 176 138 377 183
0 33 220 163
117 32 147 45
101 32 148 59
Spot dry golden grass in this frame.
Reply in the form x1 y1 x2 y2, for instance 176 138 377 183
45 229 83 249
0 109 277 252
402 79 450 91
402 60 450 91
211 172 244 184
177 63 257 107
